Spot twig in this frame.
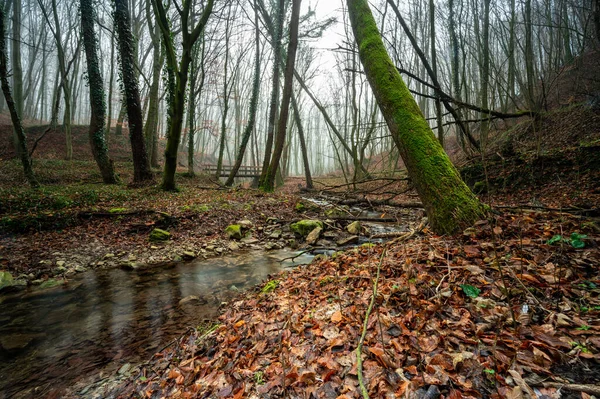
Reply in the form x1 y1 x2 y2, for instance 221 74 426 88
29 125 54 159
356 248 386 399
532 382 600 396
494 205 599 216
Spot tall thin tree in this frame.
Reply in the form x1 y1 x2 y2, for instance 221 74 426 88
80 0 118 184
114 0 153 183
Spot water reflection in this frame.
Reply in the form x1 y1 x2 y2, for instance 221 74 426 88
0 250 313 399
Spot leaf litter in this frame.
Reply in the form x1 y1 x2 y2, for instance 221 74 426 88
91 210 600 398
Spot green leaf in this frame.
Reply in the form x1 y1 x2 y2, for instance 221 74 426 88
460 284 481 298
571 240 585 248
547 235 562 245
483 369 495 375
570 232 587 241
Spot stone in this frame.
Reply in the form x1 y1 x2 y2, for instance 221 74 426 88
269 230 282 239
0 271 14 291
104 253 115 259
149 228 171 242
323 231 338 239
225 224 243 240
117 363 131 376
0 333 45 353
178 295 206 306
56 260 66 267
266 217 279 224
241 236 259 244
215 247 225 254
306 227 322 246
290 220 324 237
264 242 276 250
237 219 253 228
39 279 63 289
336 235 359 246
347 221 362 235
228 242 240 251
74 265 87 273
182 251 196 259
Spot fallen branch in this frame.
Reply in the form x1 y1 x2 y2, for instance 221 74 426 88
331 216 397 223
339 198 424 208
532 382 600 396
494 205 599 216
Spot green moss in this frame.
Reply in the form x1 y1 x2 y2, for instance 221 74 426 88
0 271 14 290
473 181 488 194
109 208 128 213
39 279 63 289
347 0 485 234
295 202 306 212
149 228 171 241
261 279 279 294
225 224 243 239
290 219 324 237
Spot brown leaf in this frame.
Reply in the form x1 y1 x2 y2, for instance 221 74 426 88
331 311 343 323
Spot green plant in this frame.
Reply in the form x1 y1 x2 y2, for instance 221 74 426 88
547 232 588 248
460 284 481 298
576 325 591 331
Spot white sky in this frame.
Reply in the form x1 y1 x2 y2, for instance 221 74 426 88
300 0 347 95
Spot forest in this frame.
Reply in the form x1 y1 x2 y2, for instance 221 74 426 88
0 0 599 397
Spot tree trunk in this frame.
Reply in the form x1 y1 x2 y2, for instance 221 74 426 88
114 0 153 184
225 1 261 187
261 0 301 192
152 0 214 191
144 0 162 167
346 0 485 234
0 6 38 187
80 0 118 184
106 29 116 138
11 0 23 155
291 93 313 189
429 0 443 147
216 4 232 179
258 0 284 187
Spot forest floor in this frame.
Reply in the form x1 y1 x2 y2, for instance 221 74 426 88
1 100 600 398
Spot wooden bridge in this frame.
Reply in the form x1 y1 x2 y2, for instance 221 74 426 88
201 164 262 178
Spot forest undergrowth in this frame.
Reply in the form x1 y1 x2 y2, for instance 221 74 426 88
99 208 600 399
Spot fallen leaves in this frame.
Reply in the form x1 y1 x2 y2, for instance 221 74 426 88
108 210 599 399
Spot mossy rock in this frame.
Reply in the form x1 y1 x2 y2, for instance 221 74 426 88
39 279 63 289
149 228 171 241
347 221 362 235
473 181 488 194
225 224 243 240
0 271 14 291
290 220 324 237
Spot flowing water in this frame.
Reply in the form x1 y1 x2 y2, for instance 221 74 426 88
0 250 313 399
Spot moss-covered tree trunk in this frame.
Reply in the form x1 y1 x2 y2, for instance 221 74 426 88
0 6 38 188
346 0 485 234
80 0 118 184
152 0 214 191
114 0 153 184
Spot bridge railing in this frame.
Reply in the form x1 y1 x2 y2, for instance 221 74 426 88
201 164 262 177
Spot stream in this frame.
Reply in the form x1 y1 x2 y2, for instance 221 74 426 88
0 250 314 399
